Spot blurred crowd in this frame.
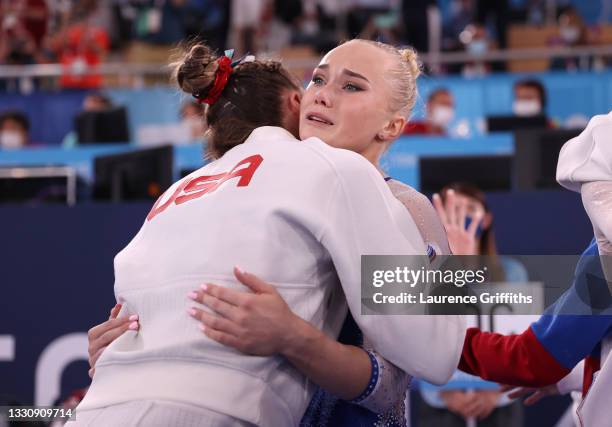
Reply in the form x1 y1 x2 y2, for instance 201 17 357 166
1 0 612 88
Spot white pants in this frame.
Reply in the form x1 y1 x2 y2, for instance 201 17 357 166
67 400 254 427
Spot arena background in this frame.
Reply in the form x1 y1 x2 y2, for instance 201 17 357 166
1 0 610 426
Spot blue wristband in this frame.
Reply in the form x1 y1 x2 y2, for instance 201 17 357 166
350 350 380 403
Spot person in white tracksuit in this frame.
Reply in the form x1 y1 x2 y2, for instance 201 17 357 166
555 111 612 427
75 41 465 427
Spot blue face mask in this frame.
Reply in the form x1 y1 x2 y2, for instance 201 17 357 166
465 216 484 238
467 39 488 56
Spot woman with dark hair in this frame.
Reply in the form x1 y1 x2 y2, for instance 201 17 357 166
434 182 527 282
419 182 525 427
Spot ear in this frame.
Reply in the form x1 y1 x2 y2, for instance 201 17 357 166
287 90 302 116
377 115 406 142
482 212 493 230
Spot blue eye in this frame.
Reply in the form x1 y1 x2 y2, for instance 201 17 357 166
312 75 324 85
344 82 362 92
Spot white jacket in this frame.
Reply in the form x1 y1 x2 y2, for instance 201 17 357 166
557 113 612 427
77 127 465 426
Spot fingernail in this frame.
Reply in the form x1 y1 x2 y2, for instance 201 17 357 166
199 324 206 332
129 314 139 321
200 284 208 292
433 193 439 199
188 291 198 300
128 321 139 330
187 307 197 317
235 265 243 274
447 189 455 195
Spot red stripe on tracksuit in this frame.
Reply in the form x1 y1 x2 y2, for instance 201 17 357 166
582 356 600 396
459 327 571 387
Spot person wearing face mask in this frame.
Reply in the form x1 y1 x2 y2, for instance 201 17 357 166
0 110 30 149
62 93 115 148
549 6 590 71
512 78 548 120
404 88 455 135
461 23 492 77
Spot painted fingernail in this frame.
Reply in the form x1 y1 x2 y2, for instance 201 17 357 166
129 314 139 321
200 284 208 292
128 321 139 330
187 307 197 317
188 291 198 300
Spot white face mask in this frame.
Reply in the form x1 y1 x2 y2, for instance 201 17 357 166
0 130 25 149
467 39 488 56
430 106 455 128
513 99 541 117
560 26 580 44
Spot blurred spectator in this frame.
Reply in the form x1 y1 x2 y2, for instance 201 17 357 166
475 0 508 50
346 0 392 39
179 100 205 142
420 181 526 427
62 93 114 147
404 88 454 135
549 6 591 71
289 0 340 53
0 0 48 50
401 0 435 53
0 110 30 149
512 78 547 118
132 0 187 45
0 0 49 91
136 99 205 146
230 0 266 55
442 0 475 50
83 92 114 111
460 23 492 76
436 182 527 281
49 1 110 89
184 0 230 52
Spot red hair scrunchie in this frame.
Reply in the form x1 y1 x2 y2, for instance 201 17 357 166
198 56 233 106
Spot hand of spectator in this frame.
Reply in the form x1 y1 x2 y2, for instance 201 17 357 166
500 384 559 406
440 389 499 420
462 389 499 420
187 266 300 356
440 390 476 419
433 189 483 255
87 303 139 378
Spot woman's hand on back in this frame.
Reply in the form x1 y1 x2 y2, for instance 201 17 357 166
187 267 301 356
87 303 139 378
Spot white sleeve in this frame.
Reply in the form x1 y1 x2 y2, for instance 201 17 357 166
320 156 466 385
582 181 612 255
557 360 585 395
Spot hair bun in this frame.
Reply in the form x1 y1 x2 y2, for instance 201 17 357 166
399 47 421 80
172 43 220 99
